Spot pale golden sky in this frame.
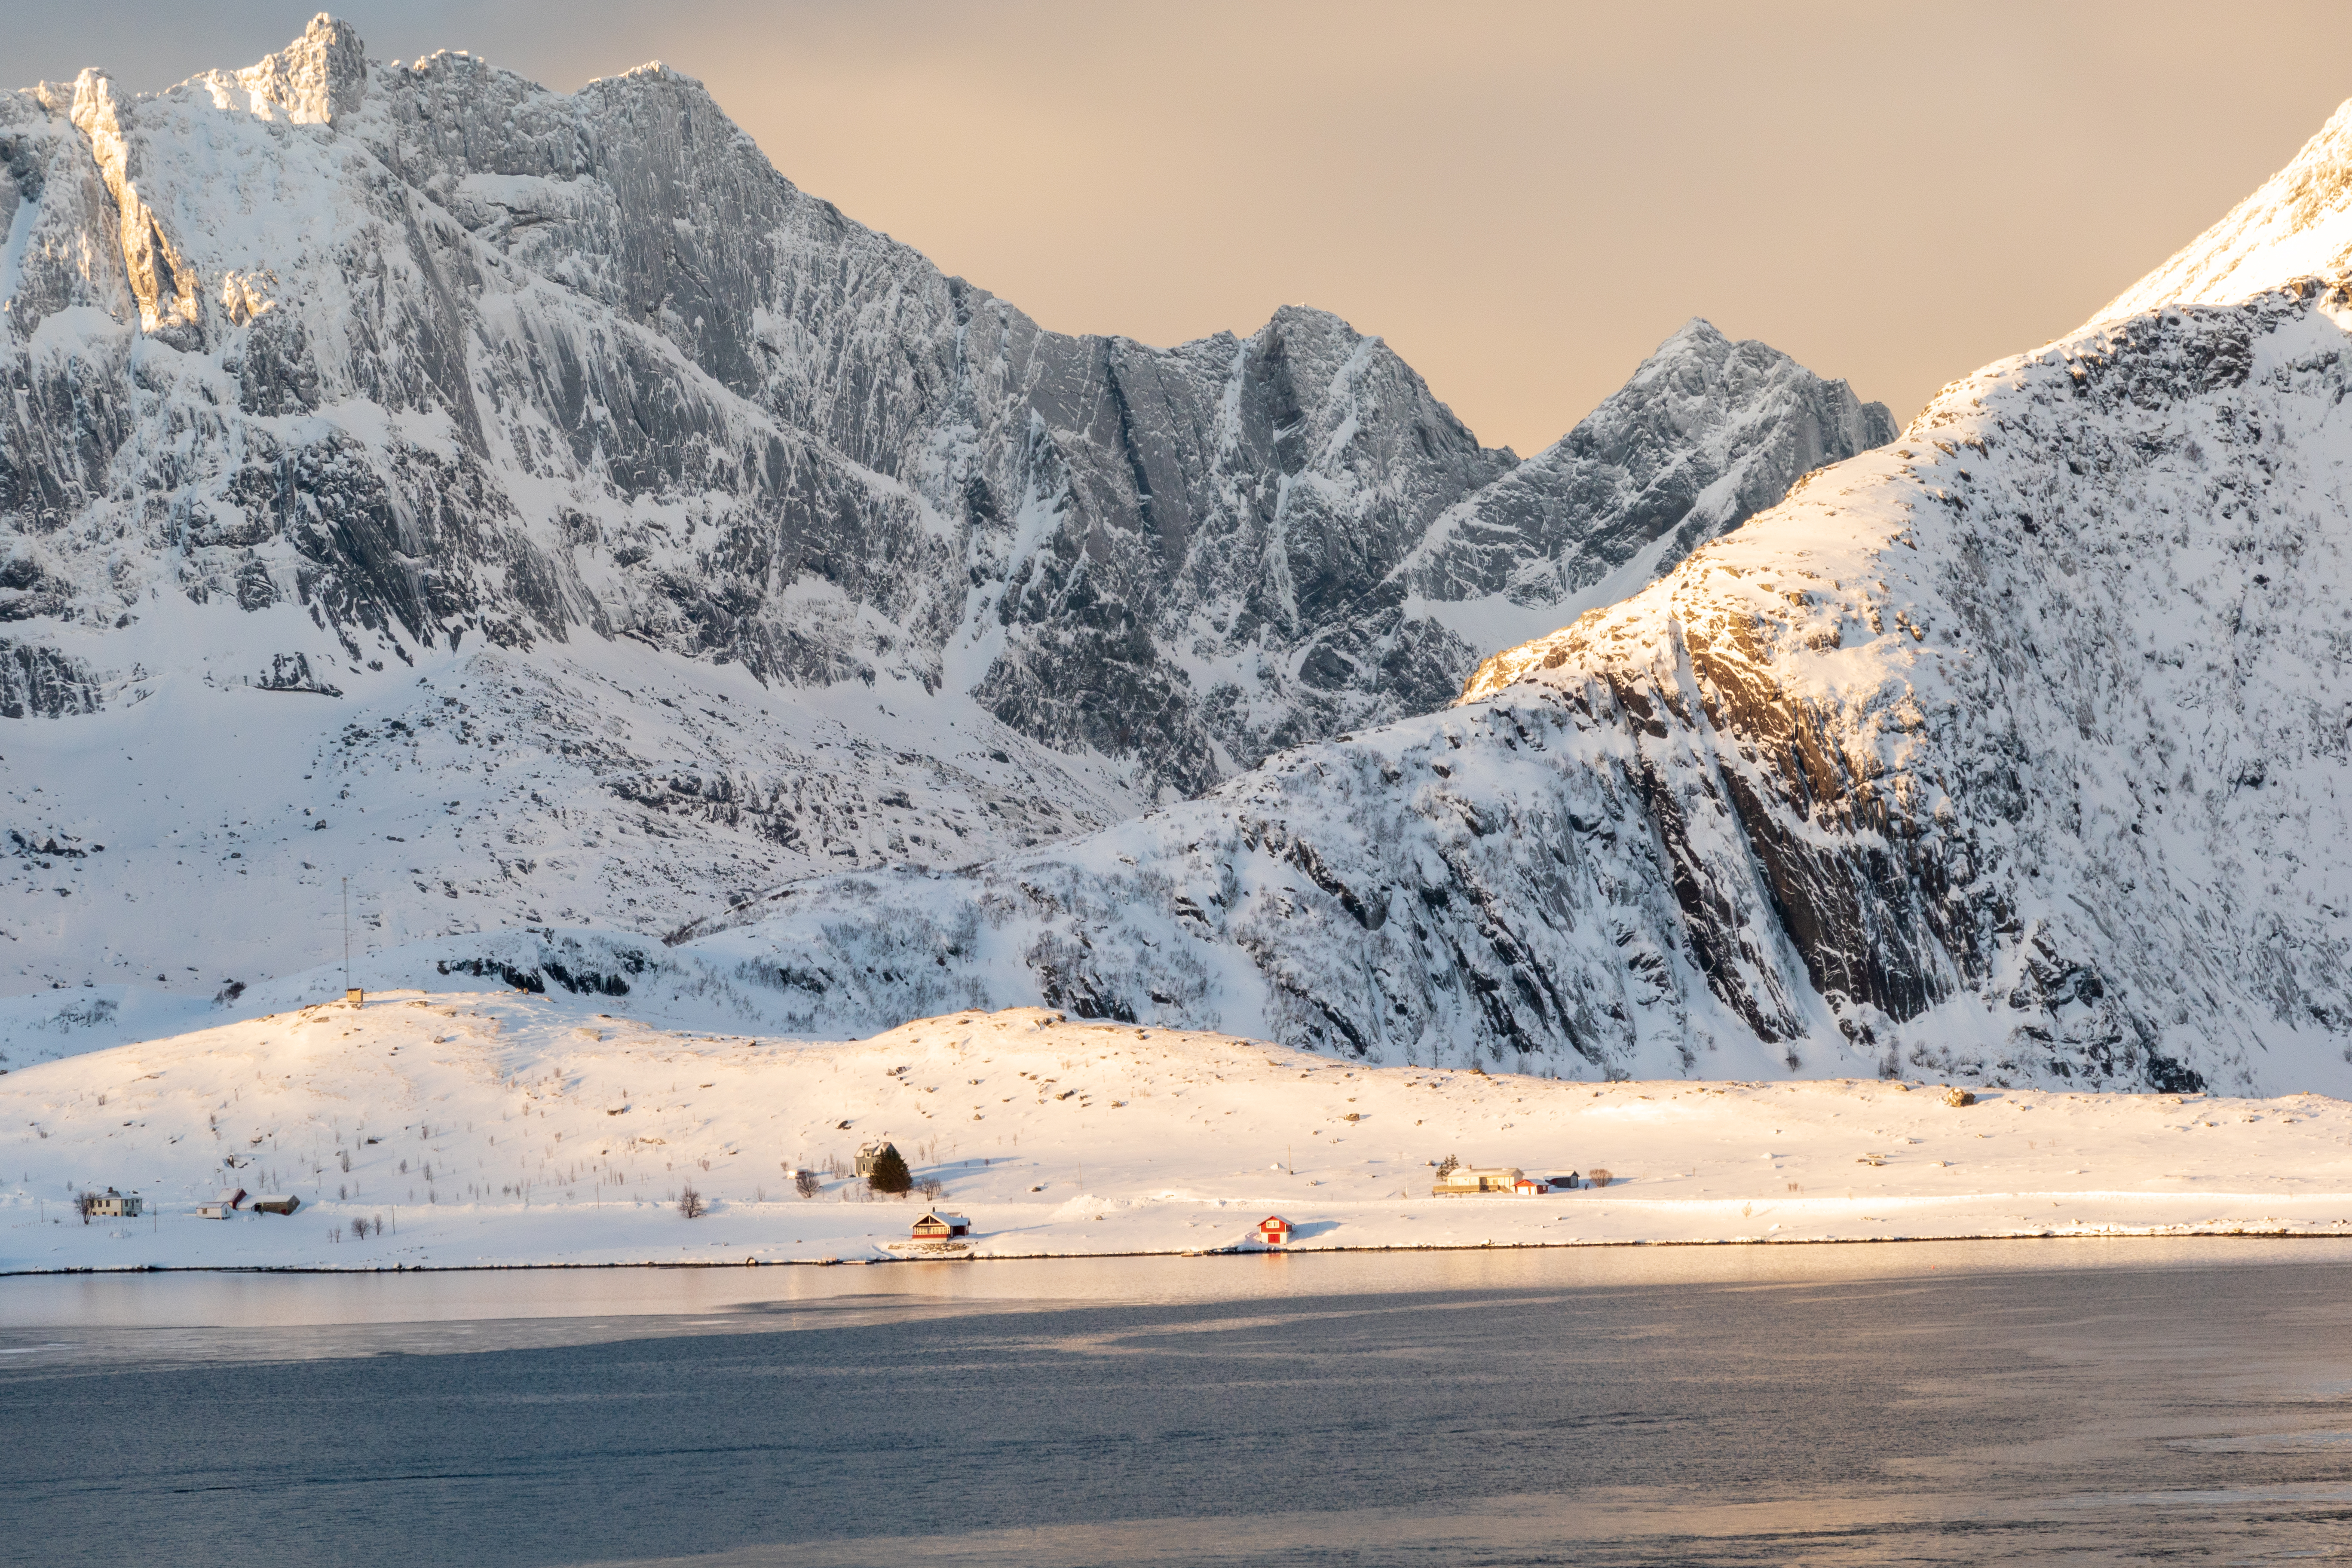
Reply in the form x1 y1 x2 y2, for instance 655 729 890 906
23 2 2352 453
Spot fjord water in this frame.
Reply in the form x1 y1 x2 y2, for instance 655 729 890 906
8 1243 2352 1566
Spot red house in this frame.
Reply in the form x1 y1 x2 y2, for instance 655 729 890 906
911 1211 971 1240
1256 1215 1292 1246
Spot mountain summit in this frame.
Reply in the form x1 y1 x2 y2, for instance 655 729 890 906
2095 100 2352 323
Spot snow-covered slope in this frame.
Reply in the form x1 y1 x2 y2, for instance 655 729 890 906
673 104 2352 1096
0 18 1887 991
9 992 2349 1272
2096 100 2352 324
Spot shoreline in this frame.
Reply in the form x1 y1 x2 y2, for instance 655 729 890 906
12 1219 2352 1277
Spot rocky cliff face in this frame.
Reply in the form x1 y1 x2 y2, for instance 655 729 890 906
675 107 2352 1096
0 17 1887 992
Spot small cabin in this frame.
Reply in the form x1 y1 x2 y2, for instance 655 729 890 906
88 1188 142 1218
251 1194 301 1216
217 1186 248 1210
1257 1215 1292 1245
856 1140 902 1178
911 1211 970 1240
195 1204 233 1220
1431 1165 1523 1196
1512 1176 1546 1196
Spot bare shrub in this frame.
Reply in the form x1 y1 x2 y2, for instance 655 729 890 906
678 1186 706 1219
794 1170 821 1199
918 1176 944 1202
1589 1168 1612 1189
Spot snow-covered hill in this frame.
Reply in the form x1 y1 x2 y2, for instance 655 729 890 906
0 17 1886 992
10 991 2351 1272
667 101 2352 1095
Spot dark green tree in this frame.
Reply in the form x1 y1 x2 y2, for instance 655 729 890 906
867 1145 913 1196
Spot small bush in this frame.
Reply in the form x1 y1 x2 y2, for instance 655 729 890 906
918 1176 944 1202
868 1147 913 1196
679 1186 706 1219
1589 1168 1612 1189
794 1169 821 1198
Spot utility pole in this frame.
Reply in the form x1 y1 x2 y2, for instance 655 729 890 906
342 878 361 1005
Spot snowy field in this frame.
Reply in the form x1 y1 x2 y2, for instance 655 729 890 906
4 993 2349 1274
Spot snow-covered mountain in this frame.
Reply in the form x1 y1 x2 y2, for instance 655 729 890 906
0 16 1887 994
665 102 2352 1096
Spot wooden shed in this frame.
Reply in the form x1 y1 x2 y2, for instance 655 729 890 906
911 1211 970 1240
1257 1215 1293 1246
251 1194 301 1216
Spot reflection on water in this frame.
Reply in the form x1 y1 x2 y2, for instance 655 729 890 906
8 1240 2352 1566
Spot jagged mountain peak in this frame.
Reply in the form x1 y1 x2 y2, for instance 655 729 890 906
1397 316 1895 659
2096 96 2352 323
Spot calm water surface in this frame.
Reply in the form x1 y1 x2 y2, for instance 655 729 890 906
9 1241 2352 1565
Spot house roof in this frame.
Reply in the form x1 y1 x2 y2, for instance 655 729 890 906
913 1211 970 1226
